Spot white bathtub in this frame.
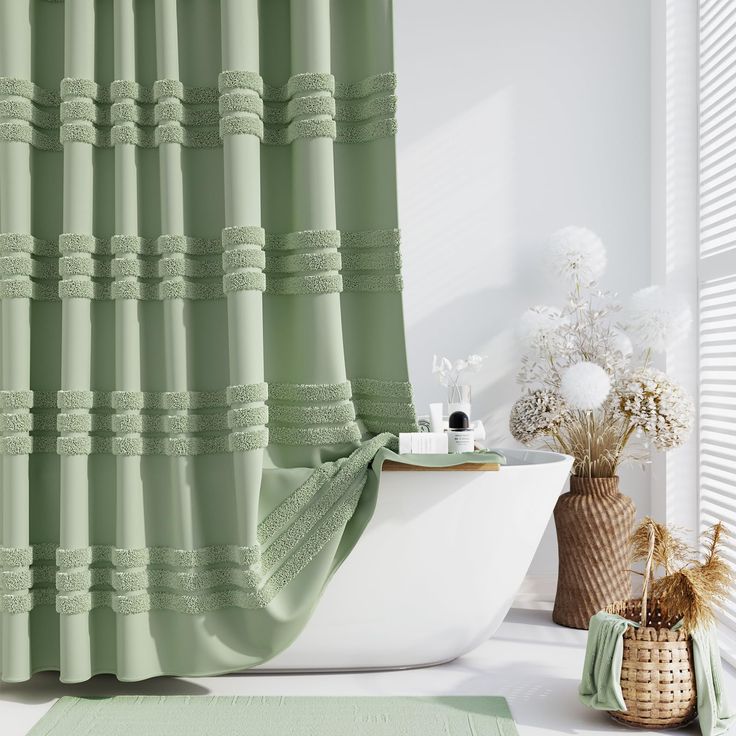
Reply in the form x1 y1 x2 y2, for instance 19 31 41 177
257 448 573 672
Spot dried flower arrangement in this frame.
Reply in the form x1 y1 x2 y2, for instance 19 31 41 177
600 518 735 729
510 226 695 477
631 517 734 633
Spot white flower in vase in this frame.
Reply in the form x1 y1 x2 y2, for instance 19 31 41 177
547 226 607 285
614 367 694 450
511 226 693 478
624 285 692 353
432 353 486 417
509 389 568 445
560 361 611 411
431 355 453 387
509 226 698 629
609 329 633 359
517 306 568 352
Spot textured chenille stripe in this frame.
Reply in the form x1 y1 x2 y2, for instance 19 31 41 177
0 386 271 456
0 433 399 615
265 381 360 446
0 71 397 153
339 229 403 292
350 377 418 434
0 228 405 301
259 433 398 599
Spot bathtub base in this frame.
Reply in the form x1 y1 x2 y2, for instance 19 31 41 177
252 656 459 675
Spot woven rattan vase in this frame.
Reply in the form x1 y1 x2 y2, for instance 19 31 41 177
605 598 696 729
552 476 635 629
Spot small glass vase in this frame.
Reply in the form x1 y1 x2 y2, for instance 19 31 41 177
447 383 471 419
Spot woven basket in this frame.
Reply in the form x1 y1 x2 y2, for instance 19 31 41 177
604 525 697 729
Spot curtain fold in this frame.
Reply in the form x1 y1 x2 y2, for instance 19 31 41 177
0 0 415 682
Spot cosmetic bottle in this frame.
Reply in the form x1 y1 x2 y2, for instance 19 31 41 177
429 403 444 433
447 411 474 453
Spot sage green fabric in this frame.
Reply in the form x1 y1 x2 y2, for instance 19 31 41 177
371 447 507 474
0 0 416 682
28 696 520 735
579 612 736 736
690 626 736 736
578 611 629 712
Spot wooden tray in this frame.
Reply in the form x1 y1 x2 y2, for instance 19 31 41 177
382 460 500 472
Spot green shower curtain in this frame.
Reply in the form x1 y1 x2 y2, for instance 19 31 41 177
0 0 416 682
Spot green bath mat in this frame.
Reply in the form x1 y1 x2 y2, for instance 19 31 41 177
28 695 518 735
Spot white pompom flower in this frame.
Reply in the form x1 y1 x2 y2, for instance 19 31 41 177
624 286 692 353
547 226 607 285
560 361 611 410
517 306 568 352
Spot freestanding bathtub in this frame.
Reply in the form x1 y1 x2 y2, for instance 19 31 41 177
257 448 573 671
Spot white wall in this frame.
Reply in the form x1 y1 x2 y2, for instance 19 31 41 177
394 0 652 582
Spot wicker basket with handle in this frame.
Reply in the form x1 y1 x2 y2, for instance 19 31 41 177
604 524 697 729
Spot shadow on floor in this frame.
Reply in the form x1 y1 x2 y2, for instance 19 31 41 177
0 672 209 705
498 607 590 650
444 659 701 736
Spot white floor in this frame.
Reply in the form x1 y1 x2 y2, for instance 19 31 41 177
1 604 734 735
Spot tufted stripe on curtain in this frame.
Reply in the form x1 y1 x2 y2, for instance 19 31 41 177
221 225 266 293
267 382 360 446
0 387 273 457
352 378 418 435
1 382 413 455
0 229 407 300
264 230 342 295
340 229 403 292
0 70 396 151
0 433 396 616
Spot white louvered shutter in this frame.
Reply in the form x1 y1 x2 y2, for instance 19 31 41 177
698 0 736 633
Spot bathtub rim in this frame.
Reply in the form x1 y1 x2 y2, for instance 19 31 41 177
457 447 574 469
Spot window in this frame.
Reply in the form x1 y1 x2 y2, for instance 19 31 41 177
698 0 736 636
